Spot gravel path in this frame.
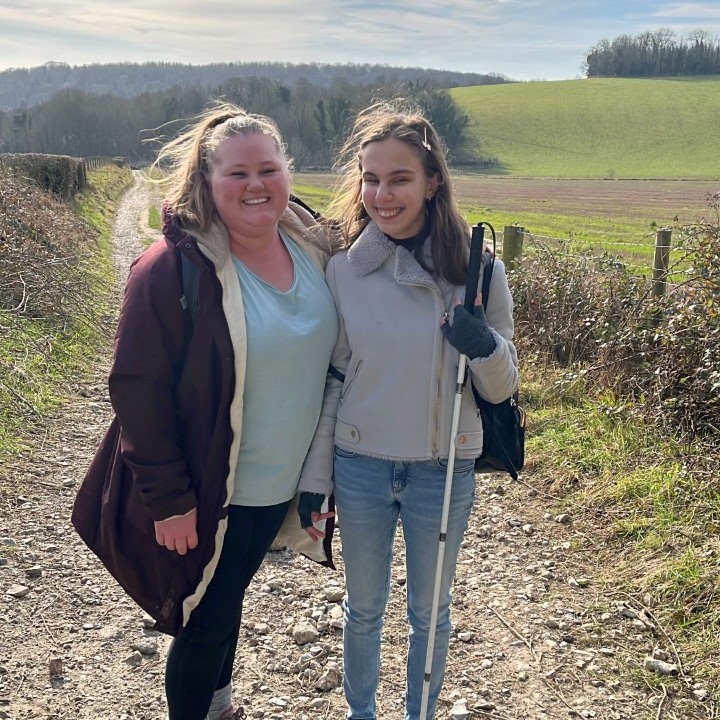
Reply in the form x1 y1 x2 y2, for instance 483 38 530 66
0 174 714 720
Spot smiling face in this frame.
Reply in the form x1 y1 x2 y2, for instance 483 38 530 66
360 137 438 240
208 132 290 240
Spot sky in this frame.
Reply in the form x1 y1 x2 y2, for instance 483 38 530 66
1 1 720 81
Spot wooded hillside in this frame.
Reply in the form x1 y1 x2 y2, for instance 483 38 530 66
0 60 508 110
0 78 474 170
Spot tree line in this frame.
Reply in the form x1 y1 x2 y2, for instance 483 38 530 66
585 28 720 77
0 77 478 169
0 60 508 111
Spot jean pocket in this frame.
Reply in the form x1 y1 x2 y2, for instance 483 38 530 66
432 457 475 475
334 445 359 459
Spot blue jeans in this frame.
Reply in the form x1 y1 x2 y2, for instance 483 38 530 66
333 449 476 720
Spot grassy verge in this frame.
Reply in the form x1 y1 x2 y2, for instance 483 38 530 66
149 205 161 230
72 164 133 316
0 165 132 457
525 361 720 691
74 165 134 282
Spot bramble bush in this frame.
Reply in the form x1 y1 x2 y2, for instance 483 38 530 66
637 208 720 446
512 207 720 457
510 240 648 366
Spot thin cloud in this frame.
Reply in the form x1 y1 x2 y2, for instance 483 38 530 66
1 0 720 79
654 3 720 21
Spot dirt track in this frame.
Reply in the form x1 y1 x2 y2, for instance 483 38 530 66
0 174 715 720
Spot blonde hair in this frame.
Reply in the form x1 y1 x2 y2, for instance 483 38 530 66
330 101 470 284
152 101 290 231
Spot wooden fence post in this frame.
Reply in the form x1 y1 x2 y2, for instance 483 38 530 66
503 225 524 270
652 229 672 298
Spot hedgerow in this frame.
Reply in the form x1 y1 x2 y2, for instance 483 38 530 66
0 166 116 446
512 200 720 463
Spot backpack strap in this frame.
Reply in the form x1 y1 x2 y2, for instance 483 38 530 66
180 251 200 321
289 193 322 220
480 222 497 311
481 250 494 311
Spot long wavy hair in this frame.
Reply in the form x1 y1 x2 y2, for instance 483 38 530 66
329 101 470 285
152 101 291 231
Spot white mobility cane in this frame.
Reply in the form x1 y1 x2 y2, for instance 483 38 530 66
419 223 485 719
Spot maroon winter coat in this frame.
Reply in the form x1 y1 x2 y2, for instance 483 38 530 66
72 206 334 635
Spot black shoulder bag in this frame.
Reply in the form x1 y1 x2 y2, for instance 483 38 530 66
469 223 526 480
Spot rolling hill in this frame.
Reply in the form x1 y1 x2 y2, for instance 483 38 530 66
451 77 720 179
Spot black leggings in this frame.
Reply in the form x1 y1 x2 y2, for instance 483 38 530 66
165 501 291 720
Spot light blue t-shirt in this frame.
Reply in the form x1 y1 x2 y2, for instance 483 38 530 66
230 230 338 506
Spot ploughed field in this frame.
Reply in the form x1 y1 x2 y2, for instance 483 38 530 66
450 177 719 223
296 173 719 226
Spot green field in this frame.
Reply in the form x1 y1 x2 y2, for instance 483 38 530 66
294 172 718 277
450 77 720 179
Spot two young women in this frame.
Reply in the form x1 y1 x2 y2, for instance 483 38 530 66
75 101 517 720
305 106 518 720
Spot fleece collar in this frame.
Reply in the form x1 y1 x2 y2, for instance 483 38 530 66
347 221 438 290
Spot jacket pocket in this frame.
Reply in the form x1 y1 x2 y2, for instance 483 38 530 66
458 387 483 456
336 419 361 445
454 430 483 455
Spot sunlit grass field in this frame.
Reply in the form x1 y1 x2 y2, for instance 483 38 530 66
450 77 720 180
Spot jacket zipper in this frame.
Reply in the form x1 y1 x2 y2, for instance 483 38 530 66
339 359 362 405
432 294 446 455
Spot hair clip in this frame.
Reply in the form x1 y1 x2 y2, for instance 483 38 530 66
421 127 431 152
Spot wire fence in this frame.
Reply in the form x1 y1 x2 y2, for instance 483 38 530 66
500 225 683 297
82 156 125 170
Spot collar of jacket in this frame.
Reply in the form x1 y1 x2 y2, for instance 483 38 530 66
161 200 334 270
347 221 437 291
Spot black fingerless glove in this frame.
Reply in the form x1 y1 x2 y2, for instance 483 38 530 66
297 492 325 528
441 304 497 359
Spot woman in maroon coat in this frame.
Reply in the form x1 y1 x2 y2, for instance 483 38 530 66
73 103 338 720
